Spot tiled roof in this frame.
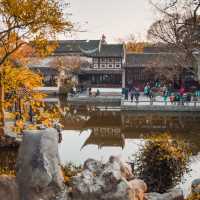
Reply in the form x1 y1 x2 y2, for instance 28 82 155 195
50 40 124 58
53 40 85 54
53 40 100 54
126 53 179 67
92 44 124 57
144 43 178 53
80 40 100 53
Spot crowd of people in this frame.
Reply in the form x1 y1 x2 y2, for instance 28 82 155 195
123 81 200 105
70 81 200 106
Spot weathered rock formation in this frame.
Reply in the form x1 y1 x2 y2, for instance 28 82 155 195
191 178 200 195
0 175 19 200
70 156 147 200
16 128 67 200
0 127 196 200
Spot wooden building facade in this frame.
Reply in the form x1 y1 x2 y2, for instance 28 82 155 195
77 43 126 88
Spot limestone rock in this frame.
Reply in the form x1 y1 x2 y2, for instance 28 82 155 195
71 156 141 200
128 179 147 200
145 189 184 200
16 128 67 200
191 178 200 194
0 175 20 200
83 158 103 174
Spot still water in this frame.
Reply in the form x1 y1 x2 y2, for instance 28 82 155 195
1 101 200 195
59 104 200 195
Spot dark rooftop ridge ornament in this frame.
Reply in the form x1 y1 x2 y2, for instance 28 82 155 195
101 34 107 44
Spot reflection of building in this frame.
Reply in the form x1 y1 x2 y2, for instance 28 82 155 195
81 127 125 149
82 112 124 149
62 107 200 151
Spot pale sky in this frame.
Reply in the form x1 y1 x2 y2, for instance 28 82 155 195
66 0 157 42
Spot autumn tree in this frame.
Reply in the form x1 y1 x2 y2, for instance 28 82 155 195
119 34 148 53
147 0 200 81
0 0 73 132
135 134 190 193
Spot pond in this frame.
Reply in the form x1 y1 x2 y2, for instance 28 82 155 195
59 104 200 196
1 100 200 196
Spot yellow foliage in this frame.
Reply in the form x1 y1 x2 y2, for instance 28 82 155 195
186 193 200 200
126 42 145 53
61 163 82 185
0 0 73 128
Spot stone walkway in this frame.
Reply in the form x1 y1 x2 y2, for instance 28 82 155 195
122 95 200 107
69 91 200 111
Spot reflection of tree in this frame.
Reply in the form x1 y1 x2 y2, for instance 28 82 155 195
61 104 102 129
0 149 18 176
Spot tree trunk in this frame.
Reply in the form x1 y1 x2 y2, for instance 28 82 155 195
0 72 5 135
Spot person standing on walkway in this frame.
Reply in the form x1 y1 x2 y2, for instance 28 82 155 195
155 79 160 88
149 89 154 105
163 89 168 105
195 86 200 99
130 87 135 102
186 93 191 106
144 83 150 97
175 93 181 105
88 87 92 96
193 94 198 107
124 87 129 100
135 87 140 104
169 93 175 105
179 86 185 105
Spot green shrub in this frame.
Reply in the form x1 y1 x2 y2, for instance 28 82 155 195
135 133 191 193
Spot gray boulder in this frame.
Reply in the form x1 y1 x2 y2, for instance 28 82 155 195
71 156 145 200
145 189 184 200
16 128 67 200
191 178 200 194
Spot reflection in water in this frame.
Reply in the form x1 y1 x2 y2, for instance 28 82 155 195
81 128 125 150
61 105 200 154
1 100 200 195
60 105 200 196
0 148 18 176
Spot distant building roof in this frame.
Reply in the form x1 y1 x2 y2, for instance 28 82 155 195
126 53 179 68
52 40 101 55
92 44 124 57
144 44 178 53
80 40 100 54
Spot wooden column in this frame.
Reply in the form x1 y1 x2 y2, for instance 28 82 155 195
122 68 126 88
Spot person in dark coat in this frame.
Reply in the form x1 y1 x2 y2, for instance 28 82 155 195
135 88 140 104
130 87 135 102
125 88 129 100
